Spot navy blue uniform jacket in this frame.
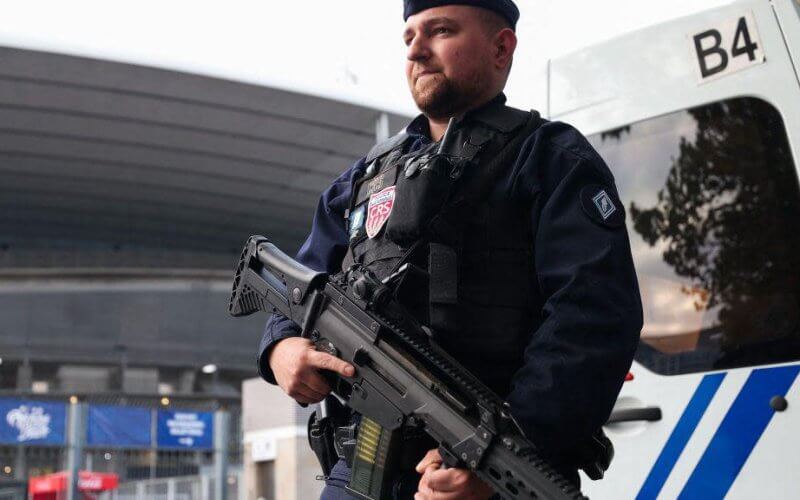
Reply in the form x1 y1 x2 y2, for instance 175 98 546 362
257 107 643 458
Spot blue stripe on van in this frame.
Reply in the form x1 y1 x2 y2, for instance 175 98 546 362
636 373 726 500
678 365 800 499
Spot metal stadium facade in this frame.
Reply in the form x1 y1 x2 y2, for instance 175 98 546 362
0 45 408 496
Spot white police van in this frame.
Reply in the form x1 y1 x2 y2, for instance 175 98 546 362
547 0 800 498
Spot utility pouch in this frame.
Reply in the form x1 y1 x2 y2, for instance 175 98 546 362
307 410 337 478
390 263 429 310
385 154 463 245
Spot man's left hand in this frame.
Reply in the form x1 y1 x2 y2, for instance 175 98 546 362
414 449 494 500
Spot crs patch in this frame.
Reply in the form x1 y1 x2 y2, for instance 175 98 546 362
580 184 625 228
366 186 395 238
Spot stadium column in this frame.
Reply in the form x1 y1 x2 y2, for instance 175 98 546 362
65 402 86 500
214 409 229 500
13 445 25 481
375 112 389 142
16 359 31 391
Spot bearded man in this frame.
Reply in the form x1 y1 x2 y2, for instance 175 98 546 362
257 1 643 498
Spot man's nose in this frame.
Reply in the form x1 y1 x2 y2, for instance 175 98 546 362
406 35 430 62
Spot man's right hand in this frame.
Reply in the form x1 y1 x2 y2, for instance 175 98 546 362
268 337 355 404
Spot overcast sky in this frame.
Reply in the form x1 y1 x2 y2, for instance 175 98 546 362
1 0 734 116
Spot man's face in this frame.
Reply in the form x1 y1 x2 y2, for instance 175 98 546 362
403 6 496 119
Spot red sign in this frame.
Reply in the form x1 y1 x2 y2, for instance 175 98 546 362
78 471 118 491
29 471 118 496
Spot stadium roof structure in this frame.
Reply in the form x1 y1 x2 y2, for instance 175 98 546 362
0 45 411 270
0 46 410 377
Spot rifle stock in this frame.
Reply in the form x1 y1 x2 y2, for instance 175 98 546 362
228 236 327 321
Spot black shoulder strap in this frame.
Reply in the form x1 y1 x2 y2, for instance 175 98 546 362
471 104 530 133
365 131 411 164
429 110 543 242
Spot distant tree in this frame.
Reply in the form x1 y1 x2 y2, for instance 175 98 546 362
600 125 631 141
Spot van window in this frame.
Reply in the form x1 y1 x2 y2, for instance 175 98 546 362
587 97 800 375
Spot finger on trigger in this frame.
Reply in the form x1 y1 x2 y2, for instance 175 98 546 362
310 351 355 377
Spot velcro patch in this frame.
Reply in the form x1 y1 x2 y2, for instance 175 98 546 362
348 204 366 239
355 163 401 206
580 185 625 228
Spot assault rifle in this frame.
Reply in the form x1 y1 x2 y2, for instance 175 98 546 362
228 236 586 500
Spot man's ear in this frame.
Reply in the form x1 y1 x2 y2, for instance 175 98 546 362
493 28 517 71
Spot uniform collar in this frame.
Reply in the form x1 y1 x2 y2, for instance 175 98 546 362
405 93 508 140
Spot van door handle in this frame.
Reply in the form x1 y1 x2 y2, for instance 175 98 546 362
607 406 662 424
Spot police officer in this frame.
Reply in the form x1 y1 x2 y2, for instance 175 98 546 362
258 1 643 499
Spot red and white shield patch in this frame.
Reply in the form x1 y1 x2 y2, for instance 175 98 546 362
365 186 395 238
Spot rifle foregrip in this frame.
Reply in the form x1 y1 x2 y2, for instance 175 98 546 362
477 442 586 500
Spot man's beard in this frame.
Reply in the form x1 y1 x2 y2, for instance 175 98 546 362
410 71 482 120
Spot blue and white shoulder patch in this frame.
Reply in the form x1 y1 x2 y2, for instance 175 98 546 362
580 184 625 228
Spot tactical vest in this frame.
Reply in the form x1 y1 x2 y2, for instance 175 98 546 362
342 103 543 396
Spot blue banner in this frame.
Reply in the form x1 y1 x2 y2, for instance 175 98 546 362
0 398 67 445
87 405 152 448
156 410 213 449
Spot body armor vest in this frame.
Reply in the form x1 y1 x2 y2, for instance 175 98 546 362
343 103 543 395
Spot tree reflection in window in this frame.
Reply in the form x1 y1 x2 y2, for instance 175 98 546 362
590 98 800 374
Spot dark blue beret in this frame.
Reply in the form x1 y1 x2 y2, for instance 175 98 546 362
403 0 520 29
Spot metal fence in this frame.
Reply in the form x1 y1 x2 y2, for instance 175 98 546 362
99 471 242 500
0 485 24 500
